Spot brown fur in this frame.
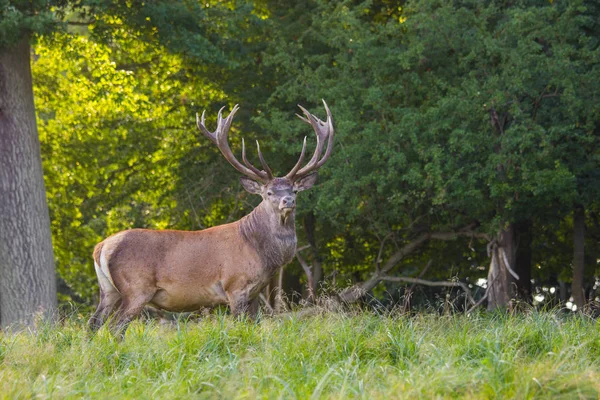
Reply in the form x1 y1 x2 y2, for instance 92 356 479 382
92 242 104 268
88 180 305 336
89 103 333 336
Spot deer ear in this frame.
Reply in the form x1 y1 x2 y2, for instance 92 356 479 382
239 176 263 194
294 171 318 192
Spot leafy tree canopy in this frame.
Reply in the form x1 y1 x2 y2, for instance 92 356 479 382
14 0 600 306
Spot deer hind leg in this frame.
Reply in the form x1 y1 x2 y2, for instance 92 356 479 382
111 292 156 339
89 259 122 332
88 288 122 332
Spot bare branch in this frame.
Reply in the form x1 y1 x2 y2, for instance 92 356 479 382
259 293 274 314
500 247 520 280
296 251 315 301
296 244 311 253
339 224 488 303
403 259 432 311
380 275 476 305
375 233 393 274
466 292 488 313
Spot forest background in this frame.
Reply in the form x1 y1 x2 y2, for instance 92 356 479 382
1 0 599 327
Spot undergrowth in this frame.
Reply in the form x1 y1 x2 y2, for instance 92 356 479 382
1 309 599 399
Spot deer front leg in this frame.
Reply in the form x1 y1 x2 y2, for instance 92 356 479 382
248 297 259 318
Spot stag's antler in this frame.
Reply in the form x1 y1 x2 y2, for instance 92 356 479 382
197 105 273 183
286 99 335 180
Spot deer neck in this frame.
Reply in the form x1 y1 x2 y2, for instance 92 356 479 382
239 201 297 272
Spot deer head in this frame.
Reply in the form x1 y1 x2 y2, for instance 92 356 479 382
196 100 334 221
89 101 335 337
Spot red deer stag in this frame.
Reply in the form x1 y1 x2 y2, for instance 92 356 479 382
89 100 334 335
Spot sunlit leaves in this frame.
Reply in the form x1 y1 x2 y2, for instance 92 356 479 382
34 28 223 304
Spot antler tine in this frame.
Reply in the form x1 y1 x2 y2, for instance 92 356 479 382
312 100 334 170
295 113 310 124
256 141 274 179
291 99 335 179
197 105 269 183
197 110 217 144
296 105 324 168
219 105 235 135
285 136 308 179
241 138 266 178
217 106 225 124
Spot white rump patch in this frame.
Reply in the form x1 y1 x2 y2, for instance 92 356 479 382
95 247 120 293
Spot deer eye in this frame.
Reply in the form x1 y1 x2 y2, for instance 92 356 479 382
267 191 273 196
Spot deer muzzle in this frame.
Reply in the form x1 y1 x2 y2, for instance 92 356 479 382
280 196 296 212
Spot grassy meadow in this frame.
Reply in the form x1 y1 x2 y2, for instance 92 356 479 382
1 309 599 399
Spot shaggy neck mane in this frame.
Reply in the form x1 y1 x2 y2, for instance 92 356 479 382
239 201 297 272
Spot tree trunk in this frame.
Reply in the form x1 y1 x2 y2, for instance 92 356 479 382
514 219 532 301
0 38 57 329
559 281 568 303
571 205 585 310
486 224 516 311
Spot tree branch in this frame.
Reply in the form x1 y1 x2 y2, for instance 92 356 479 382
403 259 432 311
296 244 311 253
258 293 274 314
466 291 488 313
375 232 393 274
339 224 487 303
380 275 476 305
296 251 315 301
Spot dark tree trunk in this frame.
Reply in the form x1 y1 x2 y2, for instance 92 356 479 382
0 38 57 329
559 281 568 303
571 205 586 310
514 219 532 301
487 224 516 311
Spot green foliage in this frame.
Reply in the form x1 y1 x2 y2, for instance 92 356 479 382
86 0 259 69
0 0 65 47
1 312 599 398
33 28 232 304
259 0 599 224
250 0 600 286
29 0 600 305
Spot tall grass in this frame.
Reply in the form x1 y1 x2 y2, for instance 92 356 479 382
1 309 599 399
